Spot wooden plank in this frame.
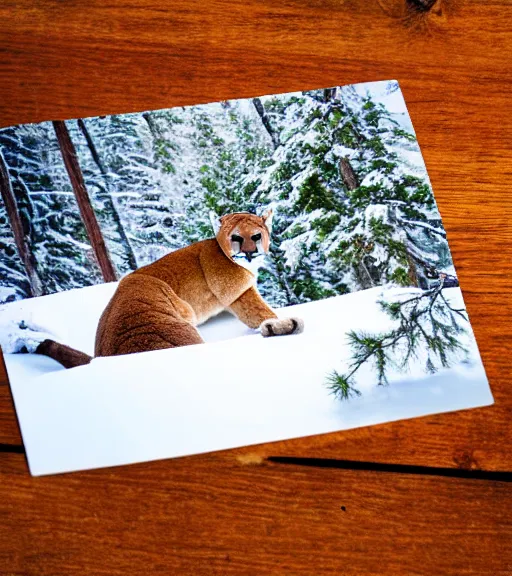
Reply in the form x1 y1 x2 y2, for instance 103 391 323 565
0 380 20 446
0 2 510 574
0 452 510 575
0 1 511 471
0 1 511 127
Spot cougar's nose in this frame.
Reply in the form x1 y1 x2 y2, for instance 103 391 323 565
243 238 257 253
244 250 257 262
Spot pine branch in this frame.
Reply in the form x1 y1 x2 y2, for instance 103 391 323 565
326 371 362 400
327 281 470 401
402 218 447 238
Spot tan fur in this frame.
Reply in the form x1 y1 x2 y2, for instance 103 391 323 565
94 211 303 358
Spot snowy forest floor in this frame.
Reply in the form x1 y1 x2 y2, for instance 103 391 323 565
0 283 492 475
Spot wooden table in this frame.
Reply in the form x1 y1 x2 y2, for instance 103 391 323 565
1 1 511 574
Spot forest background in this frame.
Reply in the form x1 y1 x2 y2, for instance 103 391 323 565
0 81 453 310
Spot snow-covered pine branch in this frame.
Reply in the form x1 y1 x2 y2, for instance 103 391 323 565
327 280 469 400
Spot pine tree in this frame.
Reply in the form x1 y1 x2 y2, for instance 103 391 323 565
250 85 453 302
0 123 103 295
74 118 138 273
76 113 179 267
251 91 355 303
177 102 271 236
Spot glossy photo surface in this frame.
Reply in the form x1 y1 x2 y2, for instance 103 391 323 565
0 81 492 475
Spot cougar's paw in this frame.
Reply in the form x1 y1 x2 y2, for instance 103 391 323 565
260 317 304 337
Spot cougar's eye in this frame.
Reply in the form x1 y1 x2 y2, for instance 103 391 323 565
231 234 243 244
251 233 262 242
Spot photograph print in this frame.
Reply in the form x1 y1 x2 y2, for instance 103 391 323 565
0 80 493 475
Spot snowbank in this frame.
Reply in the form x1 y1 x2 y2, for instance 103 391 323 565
0 283 492 476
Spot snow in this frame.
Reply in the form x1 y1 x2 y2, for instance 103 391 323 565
280 230 316 270
0 281 119 357
350 80 415 134
364 204 389 225
361 171 392 188
0 319 55 354
1 79 451 307
332 144 357 160
0 282 492 476
389 145 424 173
0 286 17 303
402 219 446 237
0 79 489 475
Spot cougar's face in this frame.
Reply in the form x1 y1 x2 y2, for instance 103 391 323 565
212 210 273 273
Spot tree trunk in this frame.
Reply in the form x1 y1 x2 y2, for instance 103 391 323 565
77 118 108 177
406 251 420 287
142 112 161 140
53 120 117 282
252 98 279 149
323 87 337 102
0 150 43 296
346 121 366 148
393 211 420 288
359 258 376 289
271 246 299 306
339 157 359 190
340 155 368 287
77 118 138 271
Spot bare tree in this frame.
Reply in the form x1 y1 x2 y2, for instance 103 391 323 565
323 87 337 102
77 118 138 271
141 112 161 140
0 149 43 296
252 98 279 149
53 120 117 283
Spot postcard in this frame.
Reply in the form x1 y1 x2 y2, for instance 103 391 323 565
0 80 493 475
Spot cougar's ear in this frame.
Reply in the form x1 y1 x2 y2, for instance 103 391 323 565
262 208 273 234
209 211 222 236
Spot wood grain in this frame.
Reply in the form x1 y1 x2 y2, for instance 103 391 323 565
0 1 510 127
1 451 511 576
0 378 20 445
1 0 511 468
1 0 511 573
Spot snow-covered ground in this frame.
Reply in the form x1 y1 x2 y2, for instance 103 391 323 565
0 283 492 476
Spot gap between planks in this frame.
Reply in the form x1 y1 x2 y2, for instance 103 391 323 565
0 444 509 482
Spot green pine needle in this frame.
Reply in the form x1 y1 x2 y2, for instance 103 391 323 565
327 285 469 401
326 370 362 400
